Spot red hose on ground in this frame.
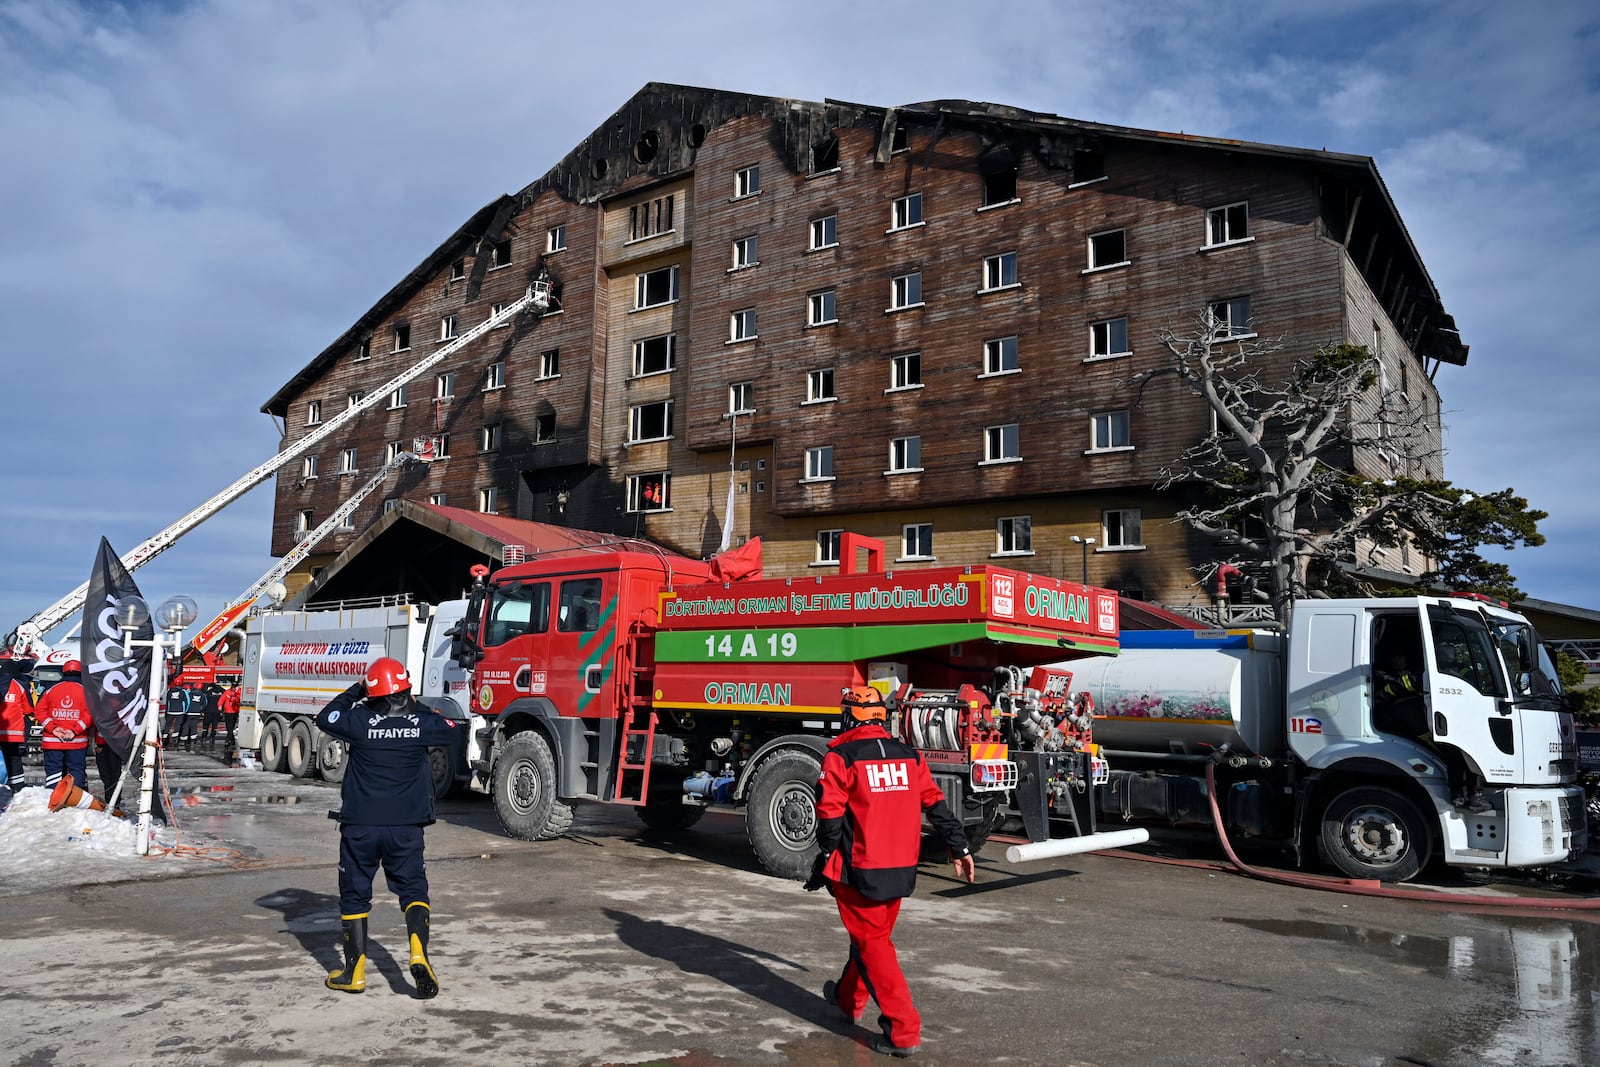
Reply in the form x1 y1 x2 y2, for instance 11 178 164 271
1196 762 1600 912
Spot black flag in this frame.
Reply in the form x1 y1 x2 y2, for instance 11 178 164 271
80 537 154 761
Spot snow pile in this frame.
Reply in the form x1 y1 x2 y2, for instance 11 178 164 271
0 785 184 893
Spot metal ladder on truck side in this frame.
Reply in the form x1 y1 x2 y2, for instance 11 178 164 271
610 624 658 806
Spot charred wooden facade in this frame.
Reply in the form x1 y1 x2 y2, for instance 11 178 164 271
261 83 1462 608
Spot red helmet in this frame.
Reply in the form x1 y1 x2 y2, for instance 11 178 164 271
364 657 411 697
840 685 887 721
63 659 83 675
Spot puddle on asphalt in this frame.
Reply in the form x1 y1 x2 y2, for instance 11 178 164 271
1224 916 1596 1065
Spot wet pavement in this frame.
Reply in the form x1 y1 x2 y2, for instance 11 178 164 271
4 750 1600 1066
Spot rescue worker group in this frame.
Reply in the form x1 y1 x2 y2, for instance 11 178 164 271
0 654 965 1058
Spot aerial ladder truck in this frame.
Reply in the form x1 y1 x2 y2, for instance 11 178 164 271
5 269 553 659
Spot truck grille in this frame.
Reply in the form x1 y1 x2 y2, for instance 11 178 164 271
1560 792 1586 831
1548 759 1575 777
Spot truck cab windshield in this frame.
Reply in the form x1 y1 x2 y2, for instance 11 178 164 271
1427 609 1508 698
1491 619 1563 704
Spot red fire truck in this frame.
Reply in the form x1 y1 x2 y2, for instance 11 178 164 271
453 534 1121 877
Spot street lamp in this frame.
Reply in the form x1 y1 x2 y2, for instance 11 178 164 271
1069 535 1097 584
113 594 197 855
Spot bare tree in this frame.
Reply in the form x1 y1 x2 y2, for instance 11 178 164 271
1135 318 1544 622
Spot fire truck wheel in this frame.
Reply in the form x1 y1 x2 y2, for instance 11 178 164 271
1318 785 1431 883
492 731 573 841
319 735 347 785
286 719 318 779
746 750 823 879
428 746 458 799
260 717 288 774
636 795 705 833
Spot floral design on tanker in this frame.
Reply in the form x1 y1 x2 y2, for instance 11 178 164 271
1100 686 1232 722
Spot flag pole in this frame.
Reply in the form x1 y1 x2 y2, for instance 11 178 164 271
133 637 170 855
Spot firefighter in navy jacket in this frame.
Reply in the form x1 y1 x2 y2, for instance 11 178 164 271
316 657 457 998
807 685 975 1058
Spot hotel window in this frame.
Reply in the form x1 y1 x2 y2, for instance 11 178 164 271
449 259 466 281
340 448 358 474
635 265 679 309
439 314 458 341
353 339 371 362
734 165 760 198
301 456 318 480
540 349 560 379
731 234 758 270
806 368 836 403
296 510 313 534
804 446 834 481
997 515 1032 555
807 289 836 326
479 486 498 513
480 423 502 452
891 192 922 230
982 252 1018 290
1087 229 1127 270
629 400 673 443
889 436 922 473
984 335 1019 375
387 385 406 409
890 352 922 390
890 272 923 310
387 441 404 462
902 523 934 560
485 361 504 390
984 423 1021 463
429 493 447 506
534 414 555 442
490 238 512 269
627 472 672 512
1090 317 1131 359
1208 296 1254 339
728 382 755 416
547 225 566 253
434 433 451 458
306 400 322 425
1104 508 1143 548
981 167 1017 207
809 215 837 250
346 391 365 411
436 373 455 399
816 529 843 564
392 323 410 352
729 308 757 343
1206 202 1250 246
632 334 676 376
1091 411 1131 451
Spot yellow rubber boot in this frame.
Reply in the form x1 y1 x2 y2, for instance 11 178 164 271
406 902 438 999
326 915 368 993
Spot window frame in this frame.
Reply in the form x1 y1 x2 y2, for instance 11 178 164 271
807 288 837 327
809 215 838 251
479 486 499 513
1089 410 1133 452
1086 228 1129 272
1089 317 1131 361
386 441 404 463
815 529 843 565
634 265 680 310
888 435 923 474
982 335 1019 377
733 165 761 199
296 509 313 534
889 272 923 311
730 234 758 271
890 192 923 231
803 445 835 482
805 367 837 404
632 334 677 377
546 224 566 253
628 399 674 444
901 522 934 561
995 515 1033 557
1208 295 1255 340
888 352 923 392
306 400 322 425
429 492 447 507
982 423 1022 464
1205 202 1251 248
439 314 458 341
392 323 411 352
485 361 505 390
981 251 1019 292
489 238 512 270
340 447 358 475
301 456 318 481
387 385 406 410
728 307 757 343
480 423 502 452
1103 508 1144 549
626 471 672 513
539 348 560 380
728 381 755 416
435 372 455 400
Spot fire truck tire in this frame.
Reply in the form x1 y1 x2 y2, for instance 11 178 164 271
318 735 347 785
636 795 705 833
428 746 458 800
492 731 572 840
286 719 318 779
1318 785 1431 883
260 717 288 774
746 751 823 880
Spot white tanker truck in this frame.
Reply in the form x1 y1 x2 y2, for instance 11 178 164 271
1072 593 1584 882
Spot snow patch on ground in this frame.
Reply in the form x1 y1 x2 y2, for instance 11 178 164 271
0 786 186 892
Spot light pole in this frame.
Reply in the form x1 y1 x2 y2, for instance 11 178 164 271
112 594 197 855
1069 535 1097 584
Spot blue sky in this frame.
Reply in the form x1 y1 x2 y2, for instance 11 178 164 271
1 0 1596 645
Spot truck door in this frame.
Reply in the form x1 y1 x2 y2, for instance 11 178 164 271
479 580 553 712
554 576 610 717
1424 605 1516 785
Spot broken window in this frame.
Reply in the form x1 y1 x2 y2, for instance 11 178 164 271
629 400 673 443
627 472 671 512
635 265 679 308
1088 229 1127 269
632 334 676 376
812 134 839 173
450 258 466 281
982 168 1017 207
534 414 555 443
1072 148 1105 184
630 195 674 241
491 238 512 269
392 323 410 352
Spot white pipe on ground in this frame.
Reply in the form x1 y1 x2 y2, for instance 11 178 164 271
1004 827 1151 864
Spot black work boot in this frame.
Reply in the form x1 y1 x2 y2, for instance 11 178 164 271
406 902 438 999
326 916 368 992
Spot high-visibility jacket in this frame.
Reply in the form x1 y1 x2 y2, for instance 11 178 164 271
0 676 32 742
35 680 92 750
816 722 969 901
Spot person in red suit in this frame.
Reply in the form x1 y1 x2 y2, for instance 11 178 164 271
0 653 33 791
806 685 975 1058
34 660 92 791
